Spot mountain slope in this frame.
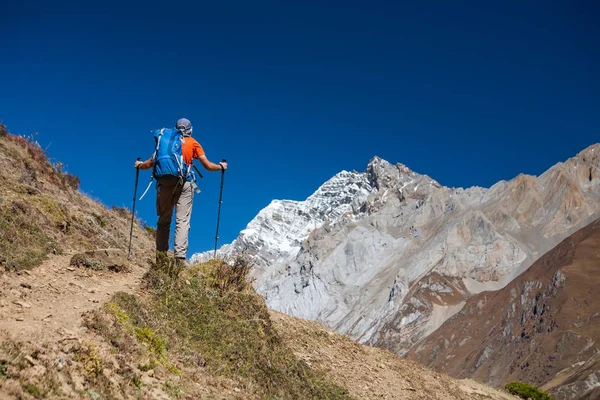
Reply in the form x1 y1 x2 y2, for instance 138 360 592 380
0 127 155 269
193 143 600 357
408 217 600 400
0 124 514 399
192 169 374 272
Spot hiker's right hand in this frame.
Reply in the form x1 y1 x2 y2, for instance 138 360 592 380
219 161 228 171
134 160 144 169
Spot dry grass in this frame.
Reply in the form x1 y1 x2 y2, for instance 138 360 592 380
0 124 154 270
84 256 353 399
0 200 60 270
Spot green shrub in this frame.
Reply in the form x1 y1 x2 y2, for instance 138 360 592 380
505 381 555 400
0 123 7 137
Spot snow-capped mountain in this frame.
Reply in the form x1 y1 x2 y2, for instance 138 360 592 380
191 170 374 270
191 143 600 356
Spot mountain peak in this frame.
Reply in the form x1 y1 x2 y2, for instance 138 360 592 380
575 142 600 168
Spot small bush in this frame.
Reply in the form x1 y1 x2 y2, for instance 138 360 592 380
0 202 58 270
62 172 80 190
93 213 107 228
26 384 43 398
505 381 555 400
205 254 254 294
70 253 105 271
0 123 7 137
111 205 131 219
143 224 156 237
77 343 104 382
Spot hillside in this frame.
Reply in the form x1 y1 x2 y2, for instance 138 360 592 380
193 142 600 359
0 126 155 270
408 218 600 400
0 126 515 399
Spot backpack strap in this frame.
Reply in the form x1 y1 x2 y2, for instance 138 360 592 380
138 177 154 201
139 128 165 201
150 128 165 179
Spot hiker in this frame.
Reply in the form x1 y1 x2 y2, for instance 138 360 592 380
134 118 228 264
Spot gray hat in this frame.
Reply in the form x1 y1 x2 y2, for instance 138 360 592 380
176 118 192 130
176 118 193 136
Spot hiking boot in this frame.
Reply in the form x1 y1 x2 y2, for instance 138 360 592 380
175 257 190 269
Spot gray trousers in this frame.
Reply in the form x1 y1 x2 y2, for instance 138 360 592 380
156 179 194 259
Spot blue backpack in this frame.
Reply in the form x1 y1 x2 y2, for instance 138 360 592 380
138 128 195 200
151 127 190 181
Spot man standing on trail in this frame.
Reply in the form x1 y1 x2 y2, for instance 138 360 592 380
134 118 228 265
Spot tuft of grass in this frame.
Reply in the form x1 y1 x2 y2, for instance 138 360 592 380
134 327 166 358
62 171 80 190
203 255 254 294
70 253 105 271
163 380 180 397
138 359 158 372
0 340 29 371
93 213 107 228
0 123 7 137
0 201 59 270
78 343 104 382
143 224 156 237
505 381 555 400
26 383 43 397
106 301 131 325
111 205 131 219
131 374 142 389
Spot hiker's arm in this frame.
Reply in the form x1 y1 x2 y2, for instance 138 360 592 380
197 155 227 171
134 158 153 170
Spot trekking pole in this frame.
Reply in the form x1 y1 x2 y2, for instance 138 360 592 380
128 158 142 260
214 159 226 259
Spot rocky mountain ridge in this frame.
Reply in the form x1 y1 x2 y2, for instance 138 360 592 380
408 217 600 400
191 169 374 270
192 143 600 359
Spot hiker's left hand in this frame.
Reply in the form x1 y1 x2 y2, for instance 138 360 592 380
134 160 144 169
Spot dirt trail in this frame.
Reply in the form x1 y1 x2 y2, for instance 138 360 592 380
0 252 146 343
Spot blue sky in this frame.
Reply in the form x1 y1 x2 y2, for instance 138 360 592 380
1 1 599 257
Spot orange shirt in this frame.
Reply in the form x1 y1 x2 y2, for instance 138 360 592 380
182 137 205 165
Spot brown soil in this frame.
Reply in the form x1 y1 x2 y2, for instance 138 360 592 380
0 253 518 399
271 310 516 400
